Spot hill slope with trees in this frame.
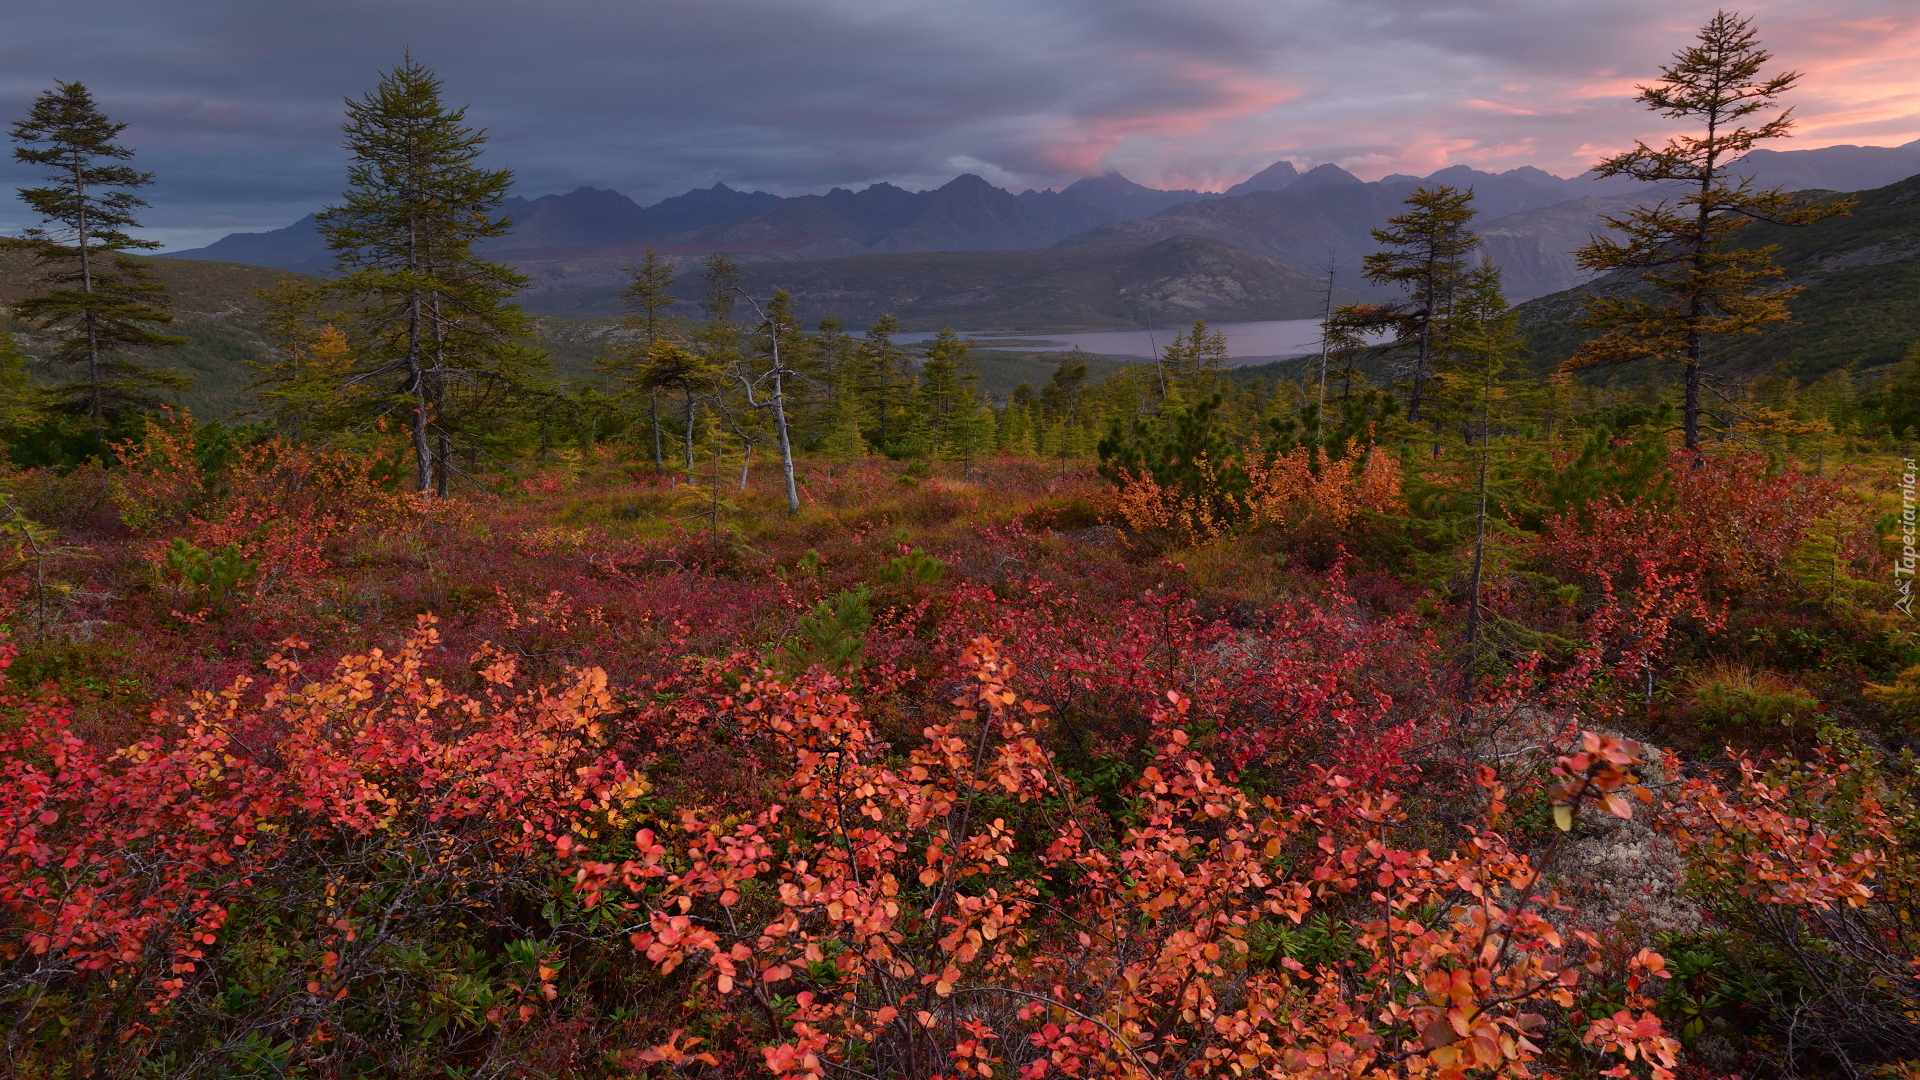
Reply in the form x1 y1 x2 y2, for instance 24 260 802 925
1520 171 1920 382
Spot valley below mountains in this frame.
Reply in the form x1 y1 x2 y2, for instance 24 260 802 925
522 235 1367 331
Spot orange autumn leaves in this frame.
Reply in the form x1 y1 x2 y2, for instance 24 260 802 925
572 639 1680 1080
1106 446 1404 546
1 611 1901 1078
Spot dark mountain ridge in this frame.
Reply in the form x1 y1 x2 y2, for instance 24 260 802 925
157 141 1920 304
1061 142 1920 300
1224 160 1300 197
162 181 790 271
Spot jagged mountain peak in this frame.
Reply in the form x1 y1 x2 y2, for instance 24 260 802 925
1063 172 1157 197
938 173 998 192
1225 160 1300 197
1289 163 1365 190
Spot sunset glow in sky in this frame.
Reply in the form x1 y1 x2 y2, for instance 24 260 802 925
3 0 1917 247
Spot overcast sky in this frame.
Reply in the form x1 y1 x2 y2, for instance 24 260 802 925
3 0 1917 249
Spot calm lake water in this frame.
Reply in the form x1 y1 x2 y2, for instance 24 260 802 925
898 318 1328 367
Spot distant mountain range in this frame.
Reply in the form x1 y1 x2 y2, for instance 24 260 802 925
158 138 1920 309
162 171 1223 273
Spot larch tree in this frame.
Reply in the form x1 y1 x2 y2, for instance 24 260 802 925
1038 353 1088 427
597 250 677 473
1362 185 1479 424
854 315 912 452
1447 262 1529 688
8 81 188 431
669 252 742 470
638 336 719 473
0 328 46 443
1567 10 1849 453
812 316 869 460
1158 318 1229 402
248 276 361 441
914 329 975 456
309 56 543 495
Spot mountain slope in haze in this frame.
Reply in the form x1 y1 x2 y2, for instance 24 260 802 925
868 174 1054 253
1058 169 1402 288
1729 139 1920 195
158 140 1920 302
523 234 1365 332
1517 172 1920 382
1474 192 1671 298
161 182 788 272
159 172 1214 278
1018 173 1220 235
165 170 1238 292
659 172 1217 259
0 248 305 420
1059 162 1633 298
1064 144 1920 302
493 187 659 249
639 183 788 235
666 182 936 258
166 214 335 274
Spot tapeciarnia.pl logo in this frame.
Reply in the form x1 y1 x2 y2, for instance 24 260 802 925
1898 456 1916 618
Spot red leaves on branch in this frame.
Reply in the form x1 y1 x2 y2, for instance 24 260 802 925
1541 453 1840 606
577 637 1679 1079
0 616 638 1010
0 663 276 1005
944 561 1435 789
1664 751 1887 910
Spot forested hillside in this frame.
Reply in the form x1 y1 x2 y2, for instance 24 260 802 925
0 246 297 419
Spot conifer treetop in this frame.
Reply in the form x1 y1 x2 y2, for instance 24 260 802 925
1605 10 1799 184
9 80 157 254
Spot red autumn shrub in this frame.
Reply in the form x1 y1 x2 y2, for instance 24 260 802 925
0 616 645 1059
1540 454 1840 607
576 637 1681 1080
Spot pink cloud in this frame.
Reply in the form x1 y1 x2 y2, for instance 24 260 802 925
1024 63 1306 178
1460 99 1542 117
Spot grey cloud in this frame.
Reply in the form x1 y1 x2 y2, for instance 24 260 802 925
1 0 1912 247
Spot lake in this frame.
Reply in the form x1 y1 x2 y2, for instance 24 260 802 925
897 318 1329 368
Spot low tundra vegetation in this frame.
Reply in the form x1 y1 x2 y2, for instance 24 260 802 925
0 406 1911 1080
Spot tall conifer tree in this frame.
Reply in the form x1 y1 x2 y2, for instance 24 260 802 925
855 315 911 452
915 329 974 455
1159 319 1228 401
598 250 677 472
638 337 718 472
1362 185 1478 424
8 82 187 430
1567 11 1848 452
663 253 743 470
811 316 866 457
308 56 542 494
